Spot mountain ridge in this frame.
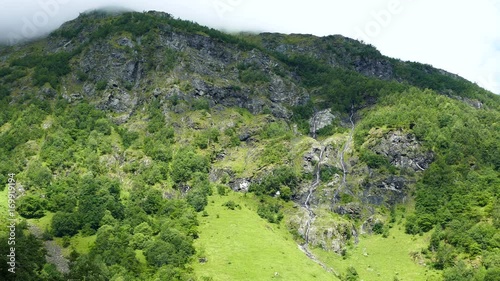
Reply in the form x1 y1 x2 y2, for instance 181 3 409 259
0 9 499 281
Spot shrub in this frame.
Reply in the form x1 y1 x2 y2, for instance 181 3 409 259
42 229 53 241
257 201 283 224
76 70 88 82
339 193 354 204
222 200 239 210
26 161 52 189
194 129 220 149
187 191 208 212
4 69 27 83
217 184 228 196
237 63 270 84
192 98 210 111
62 236 71 248
260 143 288 165
0 67 12 78
260 121 291 139
320 165 341 182
0 85 10 100
405 214 420 235
344 266 360 281
17 195 47 218
118 128 139 149
372 221 384 234
224 128 241 147
96 80 107 90
359 149 391 169
94 118 112 135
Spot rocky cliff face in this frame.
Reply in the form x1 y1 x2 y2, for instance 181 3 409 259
255 33 395 80
48 14 312 121
368 130 434 171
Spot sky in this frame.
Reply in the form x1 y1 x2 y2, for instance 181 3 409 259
0 0 499 94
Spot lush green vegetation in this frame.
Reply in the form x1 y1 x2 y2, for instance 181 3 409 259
250 166 299 200
11 52 72 88
0 96 207 279
355 88 500 279
392 61 494 100
1 10 499 281
275 53 409 112
53 10 260 52
237 62 270 84
0 222 48 281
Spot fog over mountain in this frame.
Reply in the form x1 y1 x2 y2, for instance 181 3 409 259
0 0 499 91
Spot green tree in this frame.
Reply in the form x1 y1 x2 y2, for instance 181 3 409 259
435 243 456 270
0 224 47 280
485 267 500 281
68 254 110 281
171 147 209 184
26 161 52 189
94 118 112 135
249 166 299 200
52 212 80 237
90 225 140 272
39 264 65 281
145 240 177 267
442 261 475 281
17 195 47 218
187 191 208 212
77 176 124 231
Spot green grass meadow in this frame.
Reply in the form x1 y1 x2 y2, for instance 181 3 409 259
192 192 337 281
192 190 443 281
312 225 442 281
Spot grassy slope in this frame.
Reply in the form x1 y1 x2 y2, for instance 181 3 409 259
28 212 96 255
0 187 9 233
312 225 442 281
192 191 337 281
192 188 443 281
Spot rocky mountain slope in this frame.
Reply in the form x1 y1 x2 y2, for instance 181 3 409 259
0 10 499 281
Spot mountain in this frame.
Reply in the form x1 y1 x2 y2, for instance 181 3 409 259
0 10 499 281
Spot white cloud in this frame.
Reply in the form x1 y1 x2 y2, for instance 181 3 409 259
0 0 498 93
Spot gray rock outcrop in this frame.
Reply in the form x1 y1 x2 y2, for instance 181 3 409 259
370 130 434 171
309 109 336 135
